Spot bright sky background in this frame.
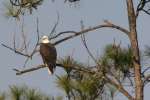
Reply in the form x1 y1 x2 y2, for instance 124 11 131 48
0 0 150 100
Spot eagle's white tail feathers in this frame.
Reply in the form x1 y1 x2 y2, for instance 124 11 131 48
47 69 52 75
45 64 52 75
45 63 55 75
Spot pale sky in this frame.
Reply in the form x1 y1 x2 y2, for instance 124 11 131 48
0 0 150 100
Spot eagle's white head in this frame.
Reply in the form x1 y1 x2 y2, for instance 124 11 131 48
40 35 50 44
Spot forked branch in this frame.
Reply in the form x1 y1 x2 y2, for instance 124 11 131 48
2 18 40 67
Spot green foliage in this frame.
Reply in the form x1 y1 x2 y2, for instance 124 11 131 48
56 73 105 100
56 74 104 100
3 2 20 19
56 56 106 100
55 96 63 100
56 44 135 100
0 92 5 100
19 0 44 14
0 85 52 100
10 85 26 100
58 56 85 74
74 74 105 100
3 0 44 19
100 44 133 78
56 75 73 95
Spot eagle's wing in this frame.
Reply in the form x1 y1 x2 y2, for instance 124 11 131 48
40 43 57 74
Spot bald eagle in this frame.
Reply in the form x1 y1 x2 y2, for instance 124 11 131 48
40 35 57 74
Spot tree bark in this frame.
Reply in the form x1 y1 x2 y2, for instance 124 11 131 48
126 0 143 100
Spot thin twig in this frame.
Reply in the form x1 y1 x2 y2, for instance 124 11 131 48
144 74 150 85
49 12 59 38
81 34 98 65
1 43 30 57
142 67 150 74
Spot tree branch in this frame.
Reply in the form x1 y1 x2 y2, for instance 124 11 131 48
136 0 150 17
1 43 31 57
54 21 129 45
126 0 143 100
13 65 45 75
13 62 134 100
106 76 134 100
144 74 150 85
13 63 95 75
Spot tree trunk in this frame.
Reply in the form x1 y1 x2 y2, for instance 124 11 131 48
126 0 143 100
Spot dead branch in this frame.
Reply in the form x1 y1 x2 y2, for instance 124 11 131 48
29 17 40 58
13 65 45 75
50 31 77 40
21 17 28 53
81 34 98 66
49 12 59 38
144 74 150 85
54 21 129 45
105 77 134 100
2 17 40 68
4 17 39 54
1 43 30 57
142 67 150 74
2 20 128 59
136 0 150 17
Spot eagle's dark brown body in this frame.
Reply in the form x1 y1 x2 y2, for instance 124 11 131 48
40 43 57 74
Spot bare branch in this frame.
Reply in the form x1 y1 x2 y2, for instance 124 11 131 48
142 9 150 15
142 67 150 74
13 63 95 75
144 74 150 85
54 22 129 45
105 77 134 100
2 17 40 68
1 43 30 57
21 17 28 53
22 17 40 66
2 21 128 58
50 31 77 40
13 65 45 75
136 0 150 17
49 12 60 38
10 0 21 6
81 34 98 66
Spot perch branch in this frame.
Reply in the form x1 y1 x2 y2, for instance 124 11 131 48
13 63 95 75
